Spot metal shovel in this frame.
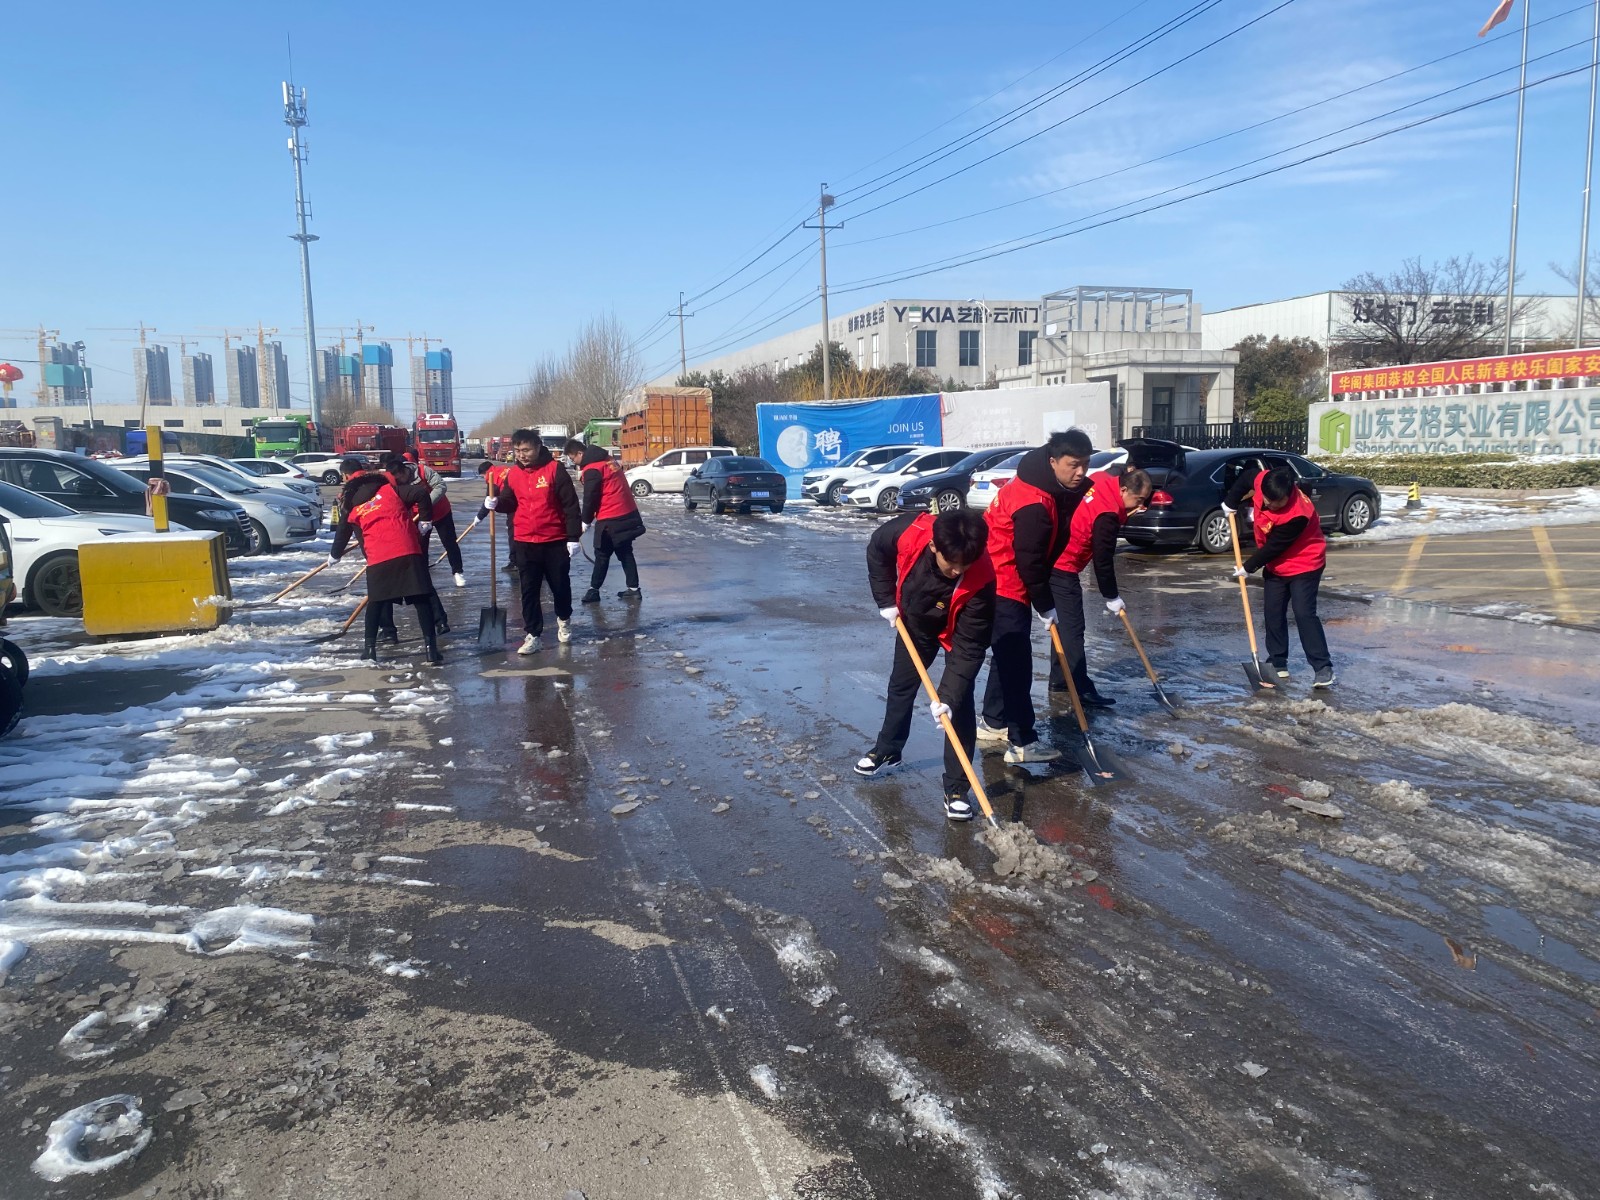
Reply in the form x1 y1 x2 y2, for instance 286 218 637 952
1116 608 1180 717
477 511 507 651
1048 625 1117 781
1226 509 1273 692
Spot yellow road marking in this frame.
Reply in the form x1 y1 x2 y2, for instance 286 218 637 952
1530 525 1583 623
1393 510 1438 593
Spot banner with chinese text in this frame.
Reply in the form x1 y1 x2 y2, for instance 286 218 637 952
1331 349 1600 397
756 393 942 491
1308 391 1600 456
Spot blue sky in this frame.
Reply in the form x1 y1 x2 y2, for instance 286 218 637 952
2 0 1597 427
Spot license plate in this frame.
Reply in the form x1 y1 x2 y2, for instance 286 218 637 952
751 490 770 498
975 481 990 489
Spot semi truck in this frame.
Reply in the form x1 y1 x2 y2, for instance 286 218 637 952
485 435 514 462
617 386 713 468
413 412 462 477
335 423 410 459
253 413 332 458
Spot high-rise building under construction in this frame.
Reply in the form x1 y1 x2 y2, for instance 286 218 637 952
133 344 174 406
362 342 394 413
227 346 260 408
42 342 89 405
263 341 293 408
183 351 216 406
411 348 453 415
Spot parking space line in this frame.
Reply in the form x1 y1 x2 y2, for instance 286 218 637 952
1530 525 1584 622
1393 509 1437 593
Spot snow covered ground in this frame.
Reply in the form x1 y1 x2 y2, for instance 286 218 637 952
1363 486 1600 541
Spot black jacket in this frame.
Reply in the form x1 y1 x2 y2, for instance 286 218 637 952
494 445 582 542
1011 447 1089 614
1225 471 1310 574
578 444 647 545
330 471 432 560
867 514 996 703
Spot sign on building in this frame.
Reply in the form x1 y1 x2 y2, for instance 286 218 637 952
1331 348 1600 397
1308 392 1600 457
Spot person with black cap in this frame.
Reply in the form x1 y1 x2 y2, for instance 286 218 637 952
485 429 581 653
563 439 647 603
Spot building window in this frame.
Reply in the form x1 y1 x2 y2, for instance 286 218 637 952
915 328 937 368
1151 386 1174 426
959 329 980 367
202 419 223 428
857 337 865 367
164 419 184 427
1018 330 1037 367
871 333 881 368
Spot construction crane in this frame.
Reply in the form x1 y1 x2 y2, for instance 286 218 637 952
256 321 281 408
0 327 62 404
94 323 167 411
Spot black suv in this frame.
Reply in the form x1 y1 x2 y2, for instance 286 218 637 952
1115 439 1381 554
896 445 1031 513
0 448 256 556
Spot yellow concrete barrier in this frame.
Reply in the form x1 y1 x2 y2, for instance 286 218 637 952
79 532 231 637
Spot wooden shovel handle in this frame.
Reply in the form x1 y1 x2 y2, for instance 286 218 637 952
1226 510 1263 660
340 596 369 635
1117 608 1162 687
488 511 497 609
894 617 997 826
268 560 329 603
1047 624 1092 736
433 516 480 566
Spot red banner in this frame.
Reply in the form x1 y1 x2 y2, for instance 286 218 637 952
1331 348 1600 396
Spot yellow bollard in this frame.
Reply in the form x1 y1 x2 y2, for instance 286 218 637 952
146 425 171 532
1405 481 1421 510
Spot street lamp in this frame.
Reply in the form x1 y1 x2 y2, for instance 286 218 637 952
74 340 95 430
904 309 922 370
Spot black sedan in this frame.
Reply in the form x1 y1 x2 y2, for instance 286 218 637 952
684 456 788 514
896 445 1031 513
1116 440 1381 554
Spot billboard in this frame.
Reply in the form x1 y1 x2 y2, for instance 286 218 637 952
940 383 1111 450
1331 348 1600 397
1308 390 1600 457
756 394 941 489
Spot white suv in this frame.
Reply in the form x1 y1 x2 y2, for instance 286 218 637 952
801 444 919 506
839 447 973 514
290 452 347 485
628 446 735 496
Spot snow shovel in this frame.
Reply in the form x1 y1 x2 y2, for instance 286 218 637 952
895 617 998 829
1047 625 1117 781
1116 609 1180 717
333 563 369 595
308 597 368 644
433 516 480 567
477 511 507 651
267 560 332 603
1225 510 1273 692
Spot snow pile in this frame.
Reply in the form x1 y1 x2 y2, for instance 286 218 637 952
979 823 1096 885
31 1095 152 1181
1363 487 1600 543
1370 780 1431 813
748 1064 782 1101
58 1001 168 1062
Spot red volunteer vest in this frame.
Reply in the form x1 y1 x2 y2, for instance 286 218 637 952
583 459 638 522
985 475 1056 605
484 464 511 497
896 513 996 651
1054 479 1127 574
1252 471 1326 575
409 464 451 519
350 478 423 566
505 459 567 542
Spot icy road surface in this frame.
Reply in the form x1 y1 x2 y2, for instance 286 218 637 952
0 489 1597 1199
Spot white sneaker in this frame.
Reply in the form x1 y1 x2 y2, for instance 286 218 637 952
975 720 1009 745
556 618 572 644
1003 742 1061 764
453 572 467 588
517 634 542 655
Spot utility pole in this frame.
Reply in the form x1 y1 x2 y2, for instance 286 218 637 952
673 292 695 381
1579 0 1599 346
805 186 841 401
1504 0 1531 354
283 77 322 423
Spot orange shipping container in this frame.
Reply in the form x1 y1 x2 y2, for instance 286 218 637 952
617 386 713 467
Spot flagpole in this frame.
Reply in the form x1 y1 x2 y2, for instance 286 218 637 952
1505 0 1531 354
1578 0 1599 347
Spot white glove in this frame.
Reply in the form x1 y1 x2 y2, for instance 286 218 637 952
1231 566 1247 579
326 554 339 567
566 541 582 555
878 606 899 624
1104 597 1125 615
417 520 433 536
582 522 591 534
1221 503 1236 516
483 496 498 511
929 701 952 726
1036 609 1057 628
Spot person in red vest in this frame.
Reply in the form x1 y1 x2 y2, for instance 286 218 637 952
403 450 465 588
857 509 996 821
564 439 647 603
484 429 581 654
1047 466 1154 704
1224 463 1334 687
974 429 1095 763
476 457 516 575
328 455 440 665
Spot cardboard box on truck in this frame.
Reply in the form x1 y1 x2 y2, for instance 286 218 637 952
618 386 713 467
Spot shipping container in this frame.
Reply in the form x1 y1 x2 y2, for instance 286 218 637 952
618 387 713 467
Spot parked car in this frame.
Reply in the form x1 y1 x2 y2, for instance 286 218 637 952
290 451 347 485
0 511 24 737
838 447 974 514
967 451 1025 510
1116 439 1381 553
114 462 319 553
0 480 165 617
628 446 736 496
170 454 324 515
234 457 320 486
683 456 788 514
896 445 1030 513
801 444 920 506
0 447 255 555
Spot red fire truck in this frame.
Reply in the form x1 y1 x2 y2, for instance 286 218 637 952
413 412 462 477
335 423 410 460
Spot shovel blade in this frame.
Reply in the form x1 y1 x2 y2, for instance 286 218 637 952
1242 658 1275 692
1073 735 1120 783
477 607 507 652
1152 684 1182 717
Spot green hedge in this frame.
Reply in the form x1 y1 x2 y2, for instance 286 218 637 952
1316 455 1600 488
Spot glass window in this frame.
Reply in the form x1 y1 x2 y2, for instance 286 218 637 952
1018 330 1037 366
959 329 980 367
1151 387 1174 426
1289 456 1326 478
871 333 881 368
657 451 684 467
857 337 865 366
684 450 711 465
0 480 76 518
915 329 937 368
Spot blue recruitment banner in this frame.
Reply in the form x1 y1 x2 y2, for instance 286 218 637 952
756 394 942 492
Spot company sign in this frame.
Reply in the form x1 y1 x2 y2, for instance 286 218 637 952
1308 392 1600 457
1331 348 1600 396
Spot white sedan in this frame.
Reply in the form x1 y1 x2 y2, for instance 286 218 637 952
966 451 1025 510
0 480 168 618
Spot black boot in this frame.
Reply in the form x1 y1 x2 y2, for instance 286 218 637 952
421 621 443 666
360 639 378 662
581 588 601 604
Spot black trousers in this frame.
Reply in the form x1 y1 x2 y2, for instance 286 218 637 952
1047 569 1093 694
590 534 639 591
430 511 463 575
513 541 573 637
1263 567 1332 671
364 595 439 655
980 596 1038 747
872 628 975 795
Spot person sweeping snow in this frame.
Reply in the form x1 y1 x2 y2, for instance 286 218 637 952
1224 463 1334 688
855 509 996 822
564 439 646 603
484 430 582 654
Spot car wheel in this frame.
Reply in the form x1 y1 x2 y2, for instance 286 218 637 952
631 479 653 498
1341 492 1377 535
683 490 698 511
1197 509 1234 555
0 638 28 687
30 553 84 618
249 519 274 554
823 481 844 506
770 502 785 514
876 488 900 514
0 659 20 738
711 489 726 516
934 489 964 513
322 469 341 485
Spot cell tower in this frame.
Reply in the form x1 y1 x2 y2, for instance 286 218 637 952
283 77 321 423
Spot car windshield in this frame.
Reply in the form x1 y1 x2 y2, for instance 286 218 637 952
835 449 869 468
879 452 919 474
953 449 1005 472
62 455 149 496
0 479 77 518
720 457 774 471
1088 450 1122 468
181 464 256 495
416 430 455 443
985 452 1025 473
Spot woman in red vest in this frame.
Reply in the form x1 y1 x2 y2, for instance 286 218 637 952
857 509 996 822
328 455 440 664
565 440 647 604
1224 464 1334 687
1048 466 1153 704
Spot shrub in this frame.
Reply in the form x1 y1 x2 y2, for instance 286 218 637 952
1315 455 1600 488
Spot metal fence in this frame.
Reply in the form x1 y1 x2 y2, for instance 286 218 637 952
1129 421 1308 452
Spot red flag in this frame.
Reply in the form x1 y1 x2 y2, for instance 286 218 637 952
1479 0 1514 36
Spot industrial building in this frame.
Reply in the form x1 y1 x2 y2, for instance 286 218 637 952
42 342 90 405
226 346 259 408
362 342 395 413
182 351 216 406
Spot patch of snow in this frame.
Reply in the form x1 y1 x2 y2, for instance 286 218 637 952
31 1095 152 1181
748 1064 782 1101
